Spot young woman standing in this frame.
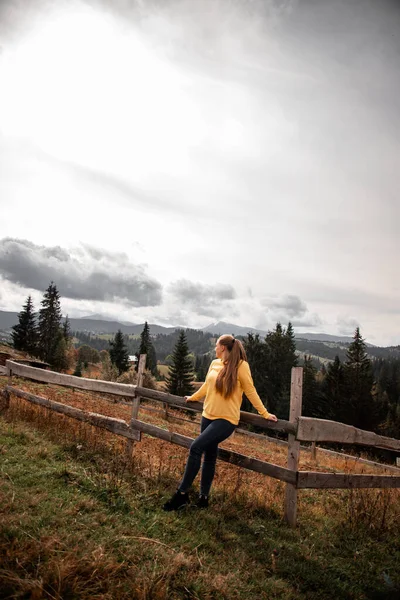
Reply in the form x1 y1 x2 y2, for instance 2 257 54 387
163 334 277 511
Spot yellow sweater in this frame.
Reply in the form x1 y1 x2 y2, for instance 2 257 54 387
187 359 271 426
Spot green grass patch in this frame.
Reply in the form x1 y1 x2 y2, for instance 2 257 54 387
0 416 399 599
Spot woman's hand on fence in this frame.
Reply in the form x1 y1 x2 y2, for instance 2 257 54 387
184 396 190 402
266 413 278 422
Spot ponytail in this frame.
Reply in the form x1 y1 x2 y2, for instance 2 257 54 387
215 335 247 398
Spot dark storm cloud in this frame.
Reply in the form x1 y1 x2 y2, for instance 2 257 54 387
0 238 162 306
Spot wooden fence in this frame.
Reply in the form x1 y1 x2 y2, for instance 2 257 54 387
2 359 400 527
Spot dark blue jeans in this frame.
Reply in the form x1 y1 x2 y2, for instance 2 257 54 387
178 417 236 496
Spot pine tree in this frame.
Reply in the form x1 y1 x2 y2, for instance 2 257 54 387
11 295 38 355
37 283 63 366
243 333 270 412
109 329 130 375
263 322 298 418
344 328 375 430
195 354 211 382
52 331 69 372
167 330 194 396
323 355 346 422
63 315 71 343
73 360 83 377
302 356 328 418
138 321 158 375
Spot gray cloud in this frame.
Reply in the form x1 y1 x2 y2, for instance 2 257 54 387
336 316 360 336
168 279 236 318
290 315 323 329
0 238 162 306
262 294 308 318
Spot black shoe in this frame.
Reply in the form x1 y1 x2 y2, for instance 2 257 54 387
163 491 190 512
197 495 209 509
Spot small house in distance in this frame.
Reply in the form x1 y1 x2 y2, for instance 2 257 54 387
128 355 138 365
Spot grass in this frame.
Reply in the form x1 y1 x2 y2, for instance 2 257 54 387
0 380 399 599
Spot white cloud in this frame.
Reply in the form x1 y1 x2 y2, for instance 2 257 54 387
0 0 399 346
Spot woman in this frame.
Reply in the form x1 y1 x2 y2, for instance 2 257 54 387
163 334 277 511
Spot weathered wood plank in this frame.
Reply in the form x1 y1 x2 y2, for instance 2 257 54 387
6 360 295 434
6 384 295 483
297 471 400 489
284 367 303 527
129 419 297 484
297 416 400 452
135 386 295 434
127 353 146 450
6 360 137 398
6 386 140 441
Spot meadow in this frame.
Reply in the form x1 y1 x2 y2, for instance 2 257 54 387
0 374 399 599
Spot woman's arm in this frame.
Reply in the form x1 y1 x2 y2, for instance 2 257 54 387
238 361 277 421
185 380 208 402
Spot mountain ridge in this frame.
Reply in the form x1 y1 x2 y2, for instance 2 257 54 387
0 310 387 347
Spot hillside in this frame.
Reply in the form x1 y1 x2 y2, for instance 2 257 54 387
1 371 399 599
2 311 399 362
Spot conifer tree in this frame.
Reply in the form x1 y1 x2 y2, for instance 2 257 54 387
195 354 211 382
302 356 328 418
38 283 63 365
243 333 270 412
109 329 130 375
63 315 71 343
11 295 38 355
322 355 346 422
263 322 298 418
138 321 158 375
53 331 69 372
167 330 194 396
73 360 83 377
344 327 375 430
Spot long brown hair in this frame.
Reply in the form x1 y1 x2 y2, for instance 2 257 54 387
215 335 247 398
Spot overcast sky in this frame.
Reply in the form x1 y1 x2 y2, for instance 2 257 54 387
0 0 399 345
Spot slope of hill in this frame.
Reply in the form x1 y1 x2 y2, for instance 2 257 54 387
68 318 178 335
1 379 399 599
1 311 398 361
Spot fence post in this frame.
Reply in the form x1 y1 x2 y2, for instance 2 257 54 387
284 366 303 527
126 354 146 455
7 360 13 387
311 441 317 462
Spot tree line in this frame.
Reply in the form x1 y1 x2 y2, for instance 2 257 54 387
11 284 72 371
11 287 399 439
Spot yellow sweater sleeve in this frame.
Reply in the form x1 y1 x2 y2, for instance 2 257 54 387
187 381 208 401
238 361 271 419
186 362 212 401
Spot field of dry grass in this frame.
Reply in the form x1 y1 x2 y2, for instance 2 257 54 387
1 369 399 599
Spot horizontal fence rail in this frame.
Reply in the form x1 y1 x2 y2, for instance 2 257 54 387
7 360 137 398
5 385 296 484
3 360 400 526
297 471 400 489
134 386 295 434
297 417 400 453
6 361 294 434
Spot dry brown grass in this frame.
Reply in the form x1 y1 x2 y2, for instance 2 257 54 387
2 373 399 531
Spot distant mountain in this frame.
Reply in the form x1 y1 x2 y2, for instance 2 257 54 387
296 333 356 344
202 321 267 337
0 311 176 336
78 313 137 326
67 318 177 335
0 311 398 361
0 311 20 330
